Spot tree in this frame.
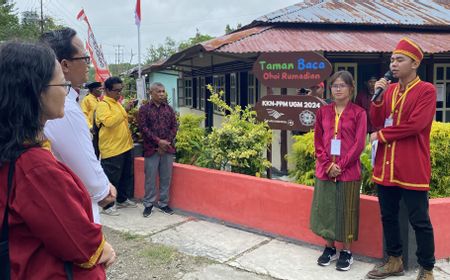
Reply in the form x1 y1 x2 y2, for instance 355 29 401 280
178 29 213 50
0 1 65 42
0 0 20 41
144 30 213 65
109 63 135 76
144 37 177 64
225 23 242 34
19 11 65 40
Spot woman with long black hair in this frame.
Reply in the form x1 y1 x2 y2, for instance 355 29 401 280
0 41 115 279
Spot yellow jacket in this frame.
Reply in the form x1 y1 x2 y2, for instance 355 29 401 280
81 93 99 128
95 96 133 159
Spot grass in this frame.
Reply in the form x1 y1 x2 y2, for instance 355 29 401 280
140 244 178 264
120 231 141 241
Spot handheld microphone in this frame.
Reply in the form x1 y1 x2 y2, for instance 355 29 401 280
371 71 393 102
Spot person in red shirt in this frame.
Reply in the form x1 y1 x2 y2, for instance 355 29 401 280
310 71 367 271
0 41 115 279
354 76 377 133
367 38 436 280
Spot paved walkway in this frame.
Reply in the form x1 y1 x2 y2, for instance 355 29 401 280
102 205 450 280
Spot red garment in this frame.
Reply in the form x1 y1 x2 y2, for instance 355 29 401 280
314 102 367 181
137 101 178 157
354 90 376 133
370 77 436 191
0 148 106 279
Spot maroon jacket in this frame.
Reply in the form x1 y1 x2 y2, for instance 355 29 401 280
137 101 178 157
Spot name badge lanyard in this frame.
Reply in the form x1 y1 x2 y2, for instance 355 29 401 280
389 79 420 120
331 106 343 181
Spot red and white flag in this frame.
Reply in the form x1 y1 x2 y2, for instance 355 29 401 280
76 9 111 82
135 0 141 26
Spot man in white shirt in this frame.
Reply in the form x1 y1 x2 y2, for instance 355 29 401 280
40 28 117 222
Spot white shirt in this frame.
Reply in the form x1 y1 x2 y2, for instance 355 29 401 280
44 88 109 224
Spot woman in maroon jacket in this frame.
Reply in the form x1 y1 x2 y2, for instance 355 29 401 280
310 70 367 272
0 41 115 279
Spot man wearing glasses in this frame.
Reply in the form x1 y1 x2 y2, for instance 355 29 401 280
95 76 137 215
40 28 116 223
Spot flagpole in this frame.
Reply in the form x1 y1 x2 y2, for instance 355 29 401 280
138 23 141 79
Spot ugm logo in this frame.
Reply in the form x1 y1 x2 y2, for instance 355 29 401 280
299 110 316 126
266 109 284 119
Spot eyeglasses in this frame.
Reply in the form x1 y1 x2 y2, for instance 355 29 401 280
331 84 349 90
46 82 72 95
68 56 91 64
111 88 123 93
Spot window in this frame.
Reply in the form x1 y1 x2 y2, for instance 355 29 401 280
334 63 358 97
198 77 206 110
177 79 185 107
184 79 193 107
230 73 239 107
248 73 258 106
434 64 450 122
213 75 225 113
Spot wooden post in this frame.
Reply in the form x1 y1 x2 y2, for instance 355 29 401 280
266 86 273 179
280 88 288 174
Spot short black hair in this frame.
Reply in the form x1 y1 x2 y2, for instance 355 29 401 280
39 27 77 62
104 76 123 90
0 41 56 163
85 81 102 92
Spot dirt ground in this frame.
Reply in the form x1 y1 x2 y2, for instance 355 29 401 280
103 226 214 280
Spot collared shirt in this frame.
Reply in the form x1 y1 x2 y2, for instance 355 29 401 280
44 87 109 223
95 96 133 159
314 102 367 181
370 78 436 190
138 101 178 157
80 93 99 128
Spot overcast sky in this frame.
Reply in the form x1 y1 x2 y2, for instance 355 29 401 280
14 0 301 65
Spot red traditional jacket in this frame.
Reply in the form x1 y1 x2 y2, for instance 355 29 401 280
314 102 367 182
0 148 106 279
370 77 436 191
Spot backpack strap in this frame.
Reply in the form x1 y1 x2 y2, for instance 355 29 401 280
0 151 24 280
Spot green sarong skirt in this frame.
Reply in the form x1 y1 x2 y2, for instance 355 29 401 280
310 179 361 243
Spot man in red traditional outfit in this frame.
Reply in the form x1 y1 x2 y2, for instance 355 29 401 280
367 38 436 280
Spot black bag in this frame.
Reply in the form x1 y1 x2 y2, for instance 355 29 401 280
0 152 73 280
92 109 103 160
92 101 110 160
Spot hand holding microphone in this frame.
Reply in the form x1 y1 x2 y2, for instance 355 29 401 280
371 71 393 102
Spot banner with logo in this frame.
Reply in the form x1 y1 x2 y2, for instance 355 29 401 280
76 9 111 82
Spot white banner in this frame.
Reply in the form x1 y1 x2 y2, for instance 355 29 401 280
77 9 111 82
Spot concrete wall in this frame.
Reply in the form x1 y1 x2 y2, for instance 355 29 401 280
134 159 384 257
134 159 450 259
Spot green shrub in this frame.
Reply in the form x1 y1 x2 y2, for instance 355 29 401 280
287 133 316 187
195 85 272 176
429 121 450 198
288 121 450 198
175 114 206 164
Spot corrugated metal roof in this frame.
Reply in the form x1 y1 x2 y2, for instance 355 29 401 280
255 0 450 28
214 27 450 54
201 27 271 51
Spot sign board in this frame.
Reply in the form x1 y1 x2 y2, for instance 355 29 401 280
252 52 332 88
136 78 146 102
255 95 327 131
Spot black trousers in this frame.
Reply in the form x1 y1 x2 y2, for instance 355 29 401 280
101 150 134 204
377 184 435 270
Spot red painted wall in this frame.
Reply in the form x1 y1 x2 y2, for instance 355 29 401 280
134 158 450 259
